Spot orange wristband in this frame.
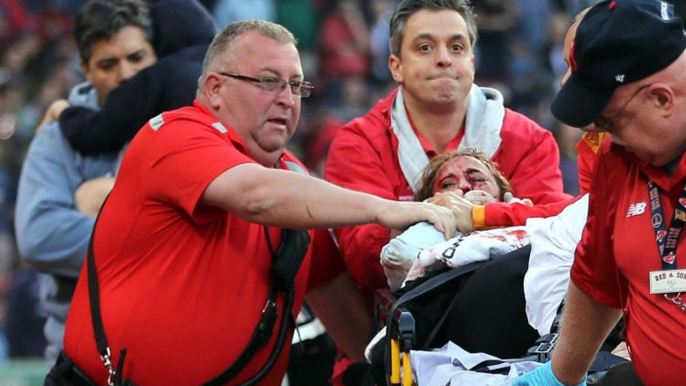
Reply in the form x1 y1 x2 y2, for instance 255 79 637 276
472 205 486 230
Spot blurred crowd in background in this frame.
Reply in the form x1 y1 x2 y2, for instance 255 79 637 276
0 0 683 363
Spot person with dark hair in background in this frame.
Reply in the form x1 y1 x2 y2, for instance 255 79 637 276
15 0 157 363
37 0 217 156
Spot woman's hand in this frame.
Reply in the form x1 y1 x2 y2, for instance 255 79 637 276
504 192 533 206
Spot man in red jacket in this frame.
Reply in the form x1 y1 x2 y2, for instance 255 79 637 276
325 0 570 295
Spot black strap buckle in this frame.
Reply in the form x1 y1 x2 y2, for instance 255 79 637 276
257 299 278 346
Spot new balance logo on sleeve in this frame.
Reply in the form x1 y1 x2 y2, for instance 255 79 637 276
626 202 647 217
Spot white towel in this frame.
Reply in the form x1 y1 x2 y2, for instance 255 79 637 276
404 226 532 287
391 85 506 193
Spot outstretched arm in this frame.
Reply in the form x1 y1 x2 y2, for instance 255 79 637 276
202 163 457 235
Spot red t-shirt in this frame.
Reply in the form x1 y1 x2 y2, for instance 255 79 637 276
571 142 686 384
64 101 339 385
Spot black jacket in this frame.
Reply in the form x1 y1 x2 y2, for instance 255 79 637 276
59 0 217 155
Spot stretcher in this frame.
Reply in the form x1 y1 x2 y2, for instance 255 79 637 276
376 262 486 386
376 261 632 386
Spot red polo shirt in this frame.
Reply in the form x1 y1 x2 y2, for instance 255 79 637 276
64 101 341 385
571 142 686 384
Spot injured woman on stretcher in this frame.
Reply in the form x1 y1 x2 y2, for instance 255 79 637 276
367 149 628 385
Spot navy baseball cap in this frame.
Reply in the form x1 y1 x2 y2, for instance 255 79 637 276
551 0 686 128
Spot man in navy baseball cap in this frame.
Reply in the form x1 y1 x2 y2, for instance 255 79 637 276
552 0 686 129
514 1 686 385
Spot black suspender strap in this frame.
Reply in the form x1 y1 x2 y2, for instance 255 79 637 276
203 227 308 386
85 195 121 386
201 283 281 386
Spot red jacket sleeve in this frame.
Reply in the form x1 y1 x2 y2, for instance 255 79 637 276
324 124 395 293
480 195 582 228
495 111 571 205
478 130 606 229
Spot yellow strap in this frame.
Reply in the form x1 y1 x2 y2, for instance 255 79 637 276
402 352 412 386
391 339 400 385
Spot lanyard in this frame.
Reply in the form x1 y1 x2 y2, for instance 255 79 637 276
648 181 685 270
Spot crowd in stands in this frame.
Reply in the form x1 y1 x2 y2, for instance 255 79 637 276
0 0 683 370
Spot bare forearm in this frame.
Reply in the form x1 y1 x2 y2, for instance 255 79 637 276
234 167 383 228
552 283 623 385
306 272 371 361
203 164 455 235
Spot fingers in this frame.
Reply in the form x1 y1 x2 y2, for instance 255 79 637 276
36 100 70 134
426 204 458 239
431 191 472 209
379 200 458 238
412 202 455 239
504 192 534 206
437 206 457 239
464 190 496 205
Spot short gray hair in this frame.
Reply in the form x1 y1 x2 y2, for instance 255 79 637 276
201 20 297 77
389 0 477 58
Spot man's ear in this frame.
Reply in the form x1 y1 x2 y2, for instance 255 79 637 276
202 73 224 110
389 54 403 84
651 83 674 117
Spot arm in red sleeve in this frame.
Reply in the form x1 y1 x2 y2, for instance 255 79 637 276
324 125 395 292
476 195 583 229
478 131 608 229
